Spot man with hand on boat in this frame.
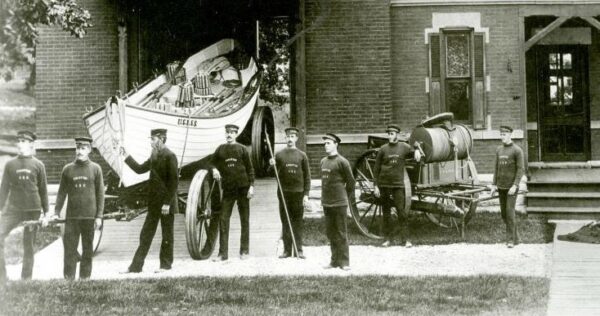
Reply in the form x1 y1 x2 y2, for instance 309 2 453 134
210 124 254 261
50 136 104 279
489 125 524 248
269 127 311 259
119 128 179 273
0 130 49 283
320 133 354 271
373 124 421 248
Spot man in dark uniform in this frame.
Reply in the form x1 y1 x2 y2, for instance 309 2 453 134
269 127 311 259
373 124 421 248
211 124 254 261
120 128 178 272
0 130 49 283
490 125 524 248
320 133 354 271
52 137 104 279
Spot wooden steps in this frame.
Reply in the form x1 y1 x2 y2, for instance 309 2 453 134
527 162 600 219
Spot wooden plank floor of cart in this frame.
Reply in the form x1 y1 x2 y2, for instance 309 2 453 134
547 220 600 316
93 178 282 261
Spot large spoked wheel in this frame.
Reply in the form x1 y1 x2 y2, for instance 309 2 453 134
59 209 103 255
185 169 222 260
350 149 412 240
250 106 274 177
423 159 479 228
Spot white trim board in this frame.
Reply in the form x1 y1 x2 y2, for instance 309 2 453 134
392 0 600 6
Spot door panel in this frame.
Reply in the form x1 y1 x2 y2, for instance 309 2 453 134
537 45 590 161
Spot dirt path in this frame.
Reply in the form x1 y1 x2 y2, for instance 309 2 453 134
7 241 551 280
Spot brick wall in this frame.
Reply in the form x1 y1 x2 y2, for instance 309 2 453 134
304 0 392 134
306 143 367 177
390 6 522 131
36 149 112 183
34 0 119 181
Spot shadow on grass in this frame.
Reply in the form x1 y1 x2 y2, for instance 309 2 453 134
304 212 556 247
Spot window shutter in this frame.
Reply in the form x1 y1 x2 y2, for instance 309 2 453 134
429 34 442 115
472 33 486 129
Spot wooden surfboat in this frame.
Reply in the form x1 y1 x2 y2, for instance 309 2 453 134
83 39 262 187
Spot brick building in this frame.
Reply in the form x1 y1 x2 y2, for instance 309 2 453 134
35 0 600 214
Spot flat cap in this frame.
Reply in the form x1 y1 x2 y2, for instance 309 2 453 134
225 124 239 132
322 133 341 144
74 136 93 145
284 127 300 135
499 125 513 133
386 124 401 133
151 128 167 137
17 130 37 142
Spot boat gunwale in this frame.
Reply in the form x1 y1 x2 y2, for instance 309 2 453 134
82 72 261 122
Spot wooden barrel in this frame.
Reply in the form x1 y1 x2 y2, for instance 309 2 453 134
409 124 473 163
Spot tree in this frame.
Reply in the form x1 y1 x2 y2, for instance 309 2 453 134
0 0 92 84
258 17 290 106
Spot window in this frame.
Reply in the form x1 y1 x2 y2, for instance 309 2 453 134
429 29 486 129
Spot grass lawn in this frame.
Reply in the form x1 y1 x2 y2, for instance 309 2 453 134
304 212 555 246
0 275 549 315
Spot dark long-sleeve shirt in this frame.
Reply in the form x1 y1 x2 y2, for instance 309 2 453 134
274 147 311 195
0 155 49 214
320 154 355 207
55 159 105 219
125 147 179 213
373 142 413 188
493 143 524 190
210 142 254 190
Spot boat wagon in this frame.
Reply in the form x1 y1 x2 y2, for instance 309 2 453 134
350 113 503 240
78 39 274 259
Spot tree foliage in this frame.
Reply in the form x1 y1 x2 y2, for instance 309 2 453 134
0 0 92 81
258 17 290 106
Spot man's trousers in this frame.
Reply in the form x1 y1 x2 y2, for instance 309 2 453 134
63 219 95 279
218 186 250 258
380 187 409 243
129 201 174 272
498 189 519 244
278 190 304 256
323 206 349 267
0 211 38 282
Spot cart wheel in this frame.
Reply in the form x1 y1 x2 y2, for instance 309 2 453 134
350 149 411 240
250 106 274 177
59 210 104 256
185 169 221 260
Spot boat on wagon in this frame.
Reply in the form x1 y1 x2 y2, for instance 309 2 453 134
81 39 274 260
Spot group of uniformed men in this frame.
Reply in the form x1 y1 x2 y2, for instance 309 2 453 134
0 119 523 281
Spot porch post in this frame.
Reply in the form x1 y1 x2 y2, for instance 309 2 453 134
293 0 307 151
519 12 529 170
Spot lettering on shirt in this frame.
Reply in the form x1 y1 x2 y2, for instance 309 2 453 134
73 176 89 188
226 157 238 168
498 155 513 166
386 154 400 165
321 168 331 179
285 163 299 174
16 169 32 180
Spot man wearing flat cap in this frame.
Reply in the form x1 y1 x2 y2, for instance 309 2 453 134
269 127 311 259
211 124 255 261
52 137 104 279
320 133 354 270
490 125 524 248
0 130 49 283
120 128 178 272
373 124 421 248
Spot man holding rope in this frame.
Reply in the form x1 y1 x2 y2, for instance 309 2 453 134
269 127 311 259
0 131 49 283
119 128 178 273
